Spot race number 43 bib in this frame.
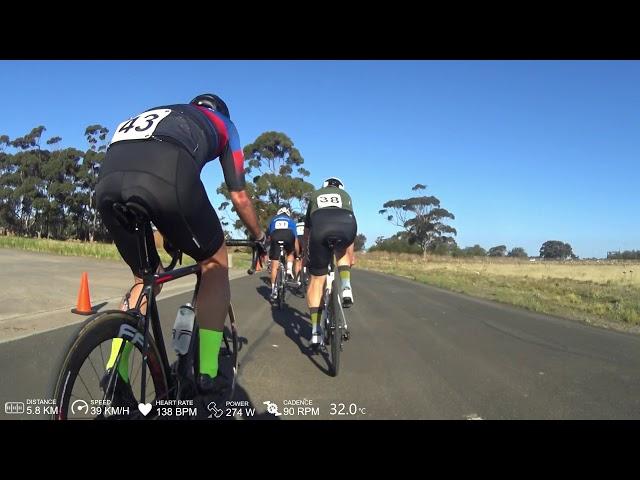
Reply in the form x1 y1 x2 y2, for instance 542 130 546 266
317 193 343 208
275 220 289 230
109 109 172 145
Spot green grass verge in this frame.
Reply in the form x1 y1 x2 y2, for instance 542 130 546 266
0 235 254 270
357 262 640 328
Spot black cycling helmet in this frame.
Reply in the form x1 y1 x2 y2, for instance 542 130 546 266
190 93 230 119
322 177 344 189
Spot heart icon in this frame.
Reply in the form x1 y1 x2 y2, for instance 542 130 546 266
138 403 152 416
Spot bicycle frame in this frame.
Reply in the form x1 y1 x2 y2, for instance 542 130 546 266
106 218 258 405
105 221 203 404
320 252 342 343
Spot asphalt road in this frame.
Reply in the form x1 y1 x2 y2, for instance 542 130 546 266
1 268 639 420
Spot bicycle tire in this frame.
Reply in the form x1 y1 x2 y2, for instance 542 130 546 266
330 294 341 377
278 264 286 310
52 310 168 420
330 268 346 377
225 304 240 398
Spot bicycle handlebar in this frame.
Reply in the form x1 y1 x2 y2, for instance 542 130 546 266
164 239 263 275
226 239 263 275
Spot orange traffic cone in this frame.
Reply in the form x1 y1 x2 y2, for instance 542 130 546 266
71 272 97 315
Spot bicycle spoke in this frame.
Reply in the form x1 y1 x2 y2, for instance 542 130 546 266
99 342 105 370
86 351 102 385
76 373 95 402
129 348 136 384
131 355 143 385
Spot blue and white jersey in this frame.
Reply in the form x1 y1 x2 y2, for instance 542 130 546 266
267 214 297 237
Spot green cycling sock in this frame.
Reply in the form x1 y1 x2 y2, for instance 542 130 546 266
310 307 322 332
338 265 351 289
199 329 223 378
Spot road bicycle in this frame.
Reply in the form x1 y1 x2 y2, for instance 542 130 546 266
52 200 260 420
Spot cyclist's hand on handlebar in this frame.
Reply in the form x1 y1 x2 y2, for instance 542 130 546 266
254 231 269 257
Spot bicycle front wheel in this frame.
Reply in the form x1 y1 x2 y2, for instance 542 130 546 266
219 304 240 399
53 311 169 420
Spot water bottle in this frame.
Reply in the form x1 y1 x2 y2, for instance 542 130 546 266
172 303 195 355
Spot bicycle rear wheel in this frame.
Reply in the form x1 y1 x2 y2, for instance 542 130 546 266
329 299 341 377
330 269 346 377
278 265 286 310
53 311 169 420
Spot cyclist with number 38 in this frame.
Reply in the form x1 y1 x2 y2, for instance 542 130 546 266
303 177 357 346
95 94 268 411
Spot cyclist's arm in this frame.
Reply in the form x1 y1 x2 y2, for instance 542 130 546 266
218 119 245 192
230 190 263 240
219 121 264 240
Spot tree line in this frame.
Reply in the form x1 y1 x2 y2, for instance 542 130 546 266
1 124 632 261
0 126 321 243
0 125 110 241
607 250 640 260
370 184 589 260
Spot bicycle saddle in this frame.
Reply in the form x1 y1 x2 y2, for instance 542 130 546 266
325 235 343 248
112 201 151 232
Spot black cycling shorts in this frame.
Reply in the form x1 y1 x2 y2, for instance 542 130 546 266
268 229 296 261
96 140 225 277
308 208 357 276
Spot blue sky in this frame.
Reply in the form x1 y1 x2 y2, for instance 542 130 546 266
0 60 638 258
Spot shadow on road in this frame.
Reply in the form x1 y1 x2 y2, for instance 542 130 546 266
253 275 333 377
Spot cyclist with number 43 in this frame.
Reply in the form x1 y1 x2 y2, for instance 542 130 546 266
303 177 357 346
266 207 300 300
95 93 268 410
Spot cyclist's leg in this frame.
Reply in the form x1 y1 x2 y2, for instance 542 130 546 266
193 244 229 386
327 210 357 306
284 233 296 279
97 152 165 385
293 238 302 280
268 237 280 299
306 223 332 345
346 242 355 266
152 148 231 389
335 244 354 306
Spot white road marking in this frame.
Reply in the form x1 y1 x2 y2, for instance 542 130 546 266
465 413 484 420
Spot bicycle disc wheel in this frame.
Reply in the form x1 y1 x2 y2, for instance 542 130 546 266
53 311 169 420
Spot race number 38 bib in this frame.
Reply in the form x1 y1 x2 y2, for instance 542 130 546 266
317 193 343 208
109 109 172 145
275 220 289 230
